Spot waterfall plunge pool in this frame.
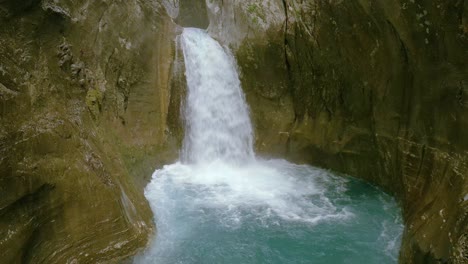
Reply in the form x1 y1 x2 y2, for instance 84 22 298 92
134 28 404 263
135 159 403 264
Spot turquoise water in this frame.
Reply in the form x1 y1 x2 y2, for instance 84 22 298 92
135 159 403 264
135 28 404 264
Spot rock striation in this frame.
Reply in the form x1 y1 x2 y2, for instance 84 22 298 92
202 0 467 263
0 0 180 262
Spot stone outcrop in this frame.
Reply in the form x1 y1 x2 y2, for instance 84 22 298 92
203 0 467 263
0 0 179 262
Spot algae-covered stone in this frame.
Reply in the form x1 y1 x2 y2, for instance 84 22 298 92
86 88 103 119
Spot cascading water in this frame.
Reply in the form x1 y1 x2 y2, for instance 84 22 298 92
134 28 403 264
180 28 254 164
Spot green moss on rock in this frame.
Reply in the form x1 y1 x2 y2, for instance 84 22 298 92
86 88 102 119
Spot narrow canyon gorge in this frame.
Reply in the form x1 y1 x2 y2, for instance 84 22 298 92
0 0 466 263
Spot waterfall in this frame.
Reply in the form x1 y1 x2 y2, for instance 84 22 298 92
135 28 403 264
180 28 254 164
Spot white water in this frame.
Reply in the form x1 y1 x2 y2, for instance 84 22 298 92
180 28 254 164
135 28 403 263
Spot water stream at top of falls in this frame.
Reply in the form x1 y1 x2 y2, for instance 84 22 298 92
134 28 403 264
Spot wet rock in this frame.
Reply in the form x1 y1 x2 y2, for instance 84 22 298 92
207 0 468 263
0 0 179 262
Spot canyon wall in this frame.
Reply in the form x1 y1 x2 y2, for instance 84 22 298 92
202 0 467 263
0 0 179 262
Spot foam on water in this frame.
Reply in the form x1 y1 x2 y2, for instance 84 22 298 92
134 28 403 263
136 159 403 263
150 160 351 224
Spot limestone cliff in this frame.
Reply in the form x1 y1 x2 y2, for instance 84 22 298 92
202 0 467 263
0 0 179 262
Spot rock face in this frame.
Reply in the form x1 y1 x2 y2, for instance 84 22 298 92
0 0 180 262
204 0 467 263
